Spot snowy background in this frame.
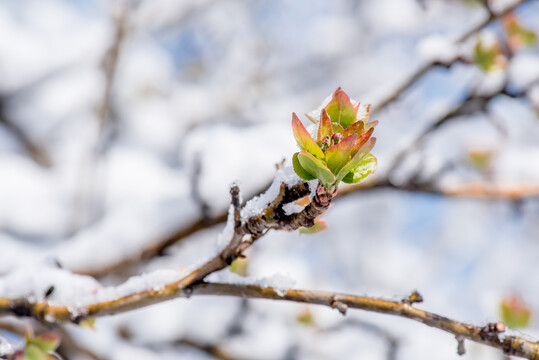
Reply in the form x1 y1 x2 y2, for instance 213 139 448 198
1 0 539 359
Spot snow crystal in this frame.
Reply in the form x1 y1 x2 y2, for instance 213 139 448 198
207 269 296 297
417 35 458 63
240 166 302 221
216 205 236 251
282 202 306 216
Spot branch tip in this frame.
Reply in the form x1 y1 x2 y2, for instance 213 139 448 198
456 335 466 356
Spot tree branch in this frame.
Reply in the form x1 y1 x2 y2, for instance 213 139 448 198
2 283 539 359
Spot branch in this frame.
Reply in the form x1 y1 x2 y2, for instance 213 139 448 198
372 0 529 114
2 283 539 359
0 173 333 321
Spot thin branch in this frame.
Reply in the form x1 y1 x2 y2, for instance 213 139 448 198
2 283 539 359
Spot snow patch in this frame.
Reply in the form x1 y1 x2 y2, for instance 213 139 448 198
207 269 296 297
240 166 302 221
417 34 458 63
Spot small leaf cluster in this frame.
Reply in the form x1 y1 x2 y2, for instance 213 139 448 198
17 333 61 360
292 88 377 189
500 295 531 329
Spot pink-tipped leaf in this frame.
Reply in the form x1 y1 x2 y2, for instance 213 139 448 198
324 88 357 129
325 134 357 174
335 137 376 184
292 113 325 160
317 109 334 142
342 121 364 138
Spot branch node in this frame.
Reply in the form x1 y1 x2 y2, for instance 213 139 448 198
402 290 423 305
330 298 348 316
456 335 466 356
480 322 505 341
184 286 193 298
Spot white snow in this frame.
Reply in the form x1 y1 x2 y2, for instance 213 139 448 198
240 166 303 221
417 34 458 63
206 269 296 297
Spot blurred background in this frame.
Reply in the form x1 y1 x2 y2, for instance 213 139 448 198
1 0 539 359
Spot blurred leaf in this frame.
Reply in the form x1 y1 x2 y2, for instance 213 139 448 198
500 295 531 329
474 38 506 72
297 308 315 325
297 151 336 188
504 14 537 50
317 109 334 142
335 138 376 185
299 218 327 235
23 345 48 360
229 257 249 276
292 113 325 160
79 318 96 329
27 333 60 353
293 152 316 181
325 134 357 174
467 148 493 172
342 154 377 184
325 88 357 129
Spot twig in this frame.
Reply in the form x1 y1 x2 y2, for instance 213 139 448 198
0 98 51 167
372 0 529 114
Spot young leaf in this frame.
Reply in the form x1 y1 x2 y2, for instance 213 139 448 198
342 121 364 138
364 120 378 132
324 88 356 129
342 154 377 184
317 109 334 141
297 151 336 188
293 152 316 181
351 127 374 157
325 134 357 174
292 113 325 160
335 138 376 185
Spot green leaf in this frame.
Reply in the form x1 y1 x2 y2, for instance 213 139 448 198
292 113 325 160
335 138 376 185
324 88 356 129
293 152 316 181
342 154 377 184
23 344 48 360
317 109 334 141
27 333 61 353
325 134 357 174
297 151 335 188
